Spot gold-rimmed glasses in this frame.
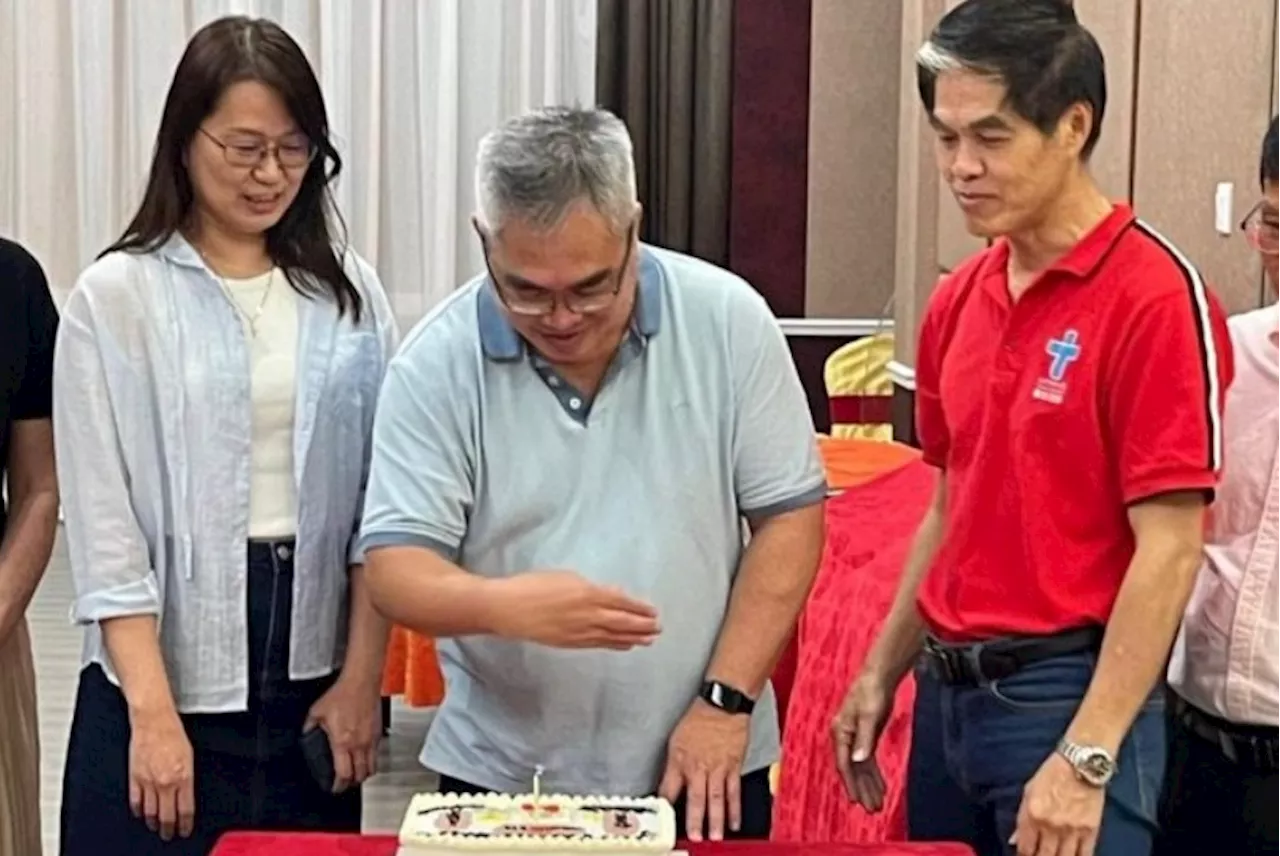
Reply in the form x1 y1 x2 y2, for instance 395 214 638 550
199 127 316 170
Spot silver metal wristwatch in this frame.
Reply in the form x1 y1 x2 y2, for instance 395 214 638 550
1056 738 1117 787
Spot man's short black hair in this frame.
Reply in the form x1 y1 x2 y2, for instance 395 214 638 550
1261 116 1278 188
916 0 1107 159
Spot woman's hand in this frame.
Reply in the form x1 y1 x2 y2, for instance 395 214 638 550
304 675 383 792
128 707 196 841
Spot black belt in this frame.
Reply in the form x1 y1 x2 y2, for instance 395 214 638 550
921 625 1105 686
1174 694 1279 772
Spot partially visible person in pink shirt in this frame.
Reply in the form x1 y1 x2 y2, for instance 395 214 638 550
1155 115 1279 856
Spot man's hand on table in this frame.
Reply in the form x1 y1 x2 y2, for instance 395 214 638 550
489 570 661 650
658 699 751 843
831 668 894 813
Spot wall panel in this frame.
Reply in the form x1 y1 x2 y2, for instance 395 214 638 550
1132 0 1276 312
931 0 987 271
804 1 903 320
892 0 947 370
1074 0 1138 201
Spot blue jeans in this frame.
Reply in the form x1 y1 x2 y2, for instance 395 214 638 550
907 651 1166 856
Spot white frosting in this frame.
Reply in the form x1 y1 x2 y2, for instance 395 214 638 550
397 792 677 855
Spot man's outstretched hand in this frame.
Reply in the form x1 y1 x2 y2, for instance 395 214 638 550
491 570 661 650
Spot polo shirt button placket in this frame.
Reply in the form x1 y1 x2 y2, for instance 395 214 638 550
997 335 1019 369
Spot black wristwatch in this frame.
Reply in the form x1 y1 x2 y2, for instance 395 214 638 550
699 680 756 715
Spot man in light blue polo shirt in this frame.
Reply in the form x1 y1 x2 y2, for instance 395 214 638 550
359 106 826 842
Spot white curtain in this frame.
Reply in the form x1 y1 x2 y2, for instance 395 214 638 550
0 0 598 329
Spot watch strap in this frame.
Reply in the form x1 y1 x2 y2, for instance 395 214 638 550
1056 738 1116 787
700 680 755 715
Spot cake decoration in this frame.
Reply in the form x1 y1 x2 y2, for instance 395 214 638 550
396 768 677 854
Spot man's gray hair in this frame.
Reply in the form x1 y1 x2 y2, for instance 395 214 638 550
474 106 638 236
915 40 971 75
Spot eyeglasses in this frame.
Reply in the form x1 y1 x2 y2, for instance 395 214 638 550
1240 201 1279 256
199 127 316 170
480 223 636 317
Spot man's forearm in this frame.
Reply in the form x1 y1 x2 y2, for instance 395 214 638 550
364 545 506 637
339 565 392 692
0 487 59 638
704 504 825 698
863 476 947 685
862 520 938 684
1066 542 1201 753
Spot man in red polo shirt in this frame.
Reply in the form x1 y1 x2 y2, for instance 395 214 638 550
830 3 1233 856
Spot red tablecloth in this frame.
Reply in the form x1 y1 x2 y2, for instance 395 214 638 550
773 460 937 843
772 440 924 731
212 832 973 855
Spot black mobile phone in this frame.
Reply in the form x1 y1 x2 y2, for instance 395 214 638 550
300 726 337 793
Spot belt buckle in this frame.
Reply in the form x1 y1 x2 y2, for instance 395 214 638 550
941 649 965 683
922 640 958 683
1217 730 1240 763
1246 734 1279 771
921 638 944 678
935 644 977 685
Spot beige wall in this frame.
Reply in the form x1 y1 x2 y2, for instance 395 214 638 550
1131 0 1277 313
892 0 947 365
803 1 903 320
1074 0 1138 202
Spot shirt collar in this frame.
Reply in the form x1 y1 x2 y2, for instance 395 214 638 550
157 232 207 270
978 202 1136 301
478 245 663 362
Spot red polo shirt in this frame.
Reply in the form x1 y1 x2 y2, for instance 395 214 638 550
915 204 1234 642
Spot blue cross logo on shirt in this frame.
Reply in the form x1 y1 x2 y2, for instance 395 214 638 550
1045 329 1081 382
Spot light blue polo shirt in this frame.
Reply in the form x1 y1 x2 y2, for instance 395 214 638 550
359 245 826 796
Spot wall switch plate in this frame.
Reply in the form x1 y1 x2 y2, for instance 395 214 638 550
1215 182 1234 235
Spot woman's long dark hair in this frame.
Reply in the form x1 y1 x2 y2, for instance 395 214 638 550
103 16 362 320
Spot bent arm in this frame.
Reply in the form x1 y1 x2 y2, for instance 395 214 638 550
703 503 825 697
336 264 400 688
862 474 947 686
363 546 504 638
55 292 173 716
0 247 60 641
1070 284 1232 750
0 419 59 641
1065 493 1205 753
334 565 390 693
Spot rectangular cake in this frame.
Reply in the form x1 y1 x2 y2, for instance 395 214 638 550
397 791 677 855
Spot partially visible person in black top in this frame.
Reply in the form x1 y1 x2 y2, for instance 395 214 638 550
0 236 61 856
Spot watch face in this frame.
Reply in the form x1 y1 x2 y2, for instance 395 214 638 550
1076 750 1116 786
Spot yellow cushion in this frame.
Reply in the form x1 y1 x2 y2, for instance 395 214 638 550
823 332 894 441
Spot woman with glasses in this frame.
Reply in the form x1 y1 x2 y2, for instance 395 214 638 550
55 16 396 854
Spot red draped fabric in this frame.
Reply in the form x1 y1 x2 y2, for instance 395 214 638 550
774 439 922 733
212 832 974 855
773 460 937 844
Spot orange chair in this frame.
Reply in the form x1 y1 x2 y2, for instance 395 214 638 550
381 626 446 708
